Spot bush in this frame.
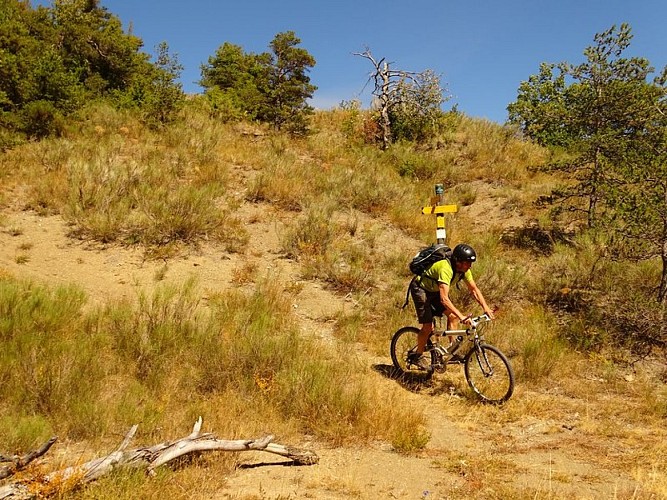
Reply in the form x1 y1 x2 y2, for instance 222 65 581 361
202 87 246 122
530 234 665 355
19 100 66 139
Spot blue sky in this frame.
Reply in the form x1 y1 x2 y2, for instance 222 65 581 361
37 1 667 123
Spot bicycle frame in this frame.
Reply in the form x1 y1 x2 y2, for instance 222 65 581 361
431 313 490 343
426 313 491 371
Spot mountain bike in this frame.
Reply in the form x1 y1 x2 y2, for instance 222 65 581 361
390 313 515 404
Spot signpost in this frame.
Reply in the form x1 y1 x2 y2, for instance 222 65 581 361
421 184 457 244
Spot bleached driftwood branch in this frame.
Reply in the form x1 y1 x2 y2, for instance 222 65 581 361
0 417 318 499
0 437 57 480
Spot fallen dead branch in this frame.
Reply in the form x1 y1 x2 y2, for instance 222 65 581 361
0 437 57 480
0 417 318 499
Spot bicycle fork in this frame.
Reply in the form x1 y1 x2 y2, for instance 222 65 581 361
473 345 495 378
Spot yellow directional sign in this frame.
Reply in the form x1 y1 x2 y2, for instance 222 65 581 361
422 184 458 243
421 204 458 215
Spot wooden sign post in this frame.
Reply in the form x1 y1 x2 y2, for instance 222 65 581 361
421 184 457 244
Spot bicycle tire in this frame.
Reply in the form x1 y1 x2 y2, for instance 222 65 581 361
390 326 436 374
464 343 514 404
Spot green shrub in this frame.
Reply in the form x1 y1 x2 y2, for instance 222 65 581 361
201 87 247 122
281 203 338 258
19 100 66 139
60 141 247 252
530 234 664 354
108 278 202 389
520 334 567 381
391 424 430 454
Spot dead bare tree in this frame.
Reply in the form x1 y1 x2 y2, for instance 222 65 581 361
354 48 448 149
0 417 318 499
354 49 405 149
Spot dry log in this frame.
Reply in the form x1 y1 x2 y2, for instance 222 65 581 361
0 437 57 480
0 417 318 499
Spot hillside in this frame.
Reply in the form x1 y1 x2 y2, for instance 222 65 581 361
1 108 665 499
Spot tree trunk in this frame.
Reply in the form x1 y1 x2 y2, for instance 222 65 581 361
353 50 393 149
379 61 392 150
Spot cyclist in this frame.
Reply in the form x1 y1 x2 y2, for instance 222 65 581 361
408 243 495 372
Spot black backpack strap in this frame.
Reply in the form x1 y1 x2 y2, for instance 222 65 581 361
401 276 417 309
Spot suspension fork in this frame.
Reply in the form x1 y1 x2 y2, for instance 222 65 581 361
472 341 495 377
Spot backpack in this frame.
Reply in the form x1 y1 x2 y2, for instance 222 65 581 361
409 244 452 276
402 243 460 309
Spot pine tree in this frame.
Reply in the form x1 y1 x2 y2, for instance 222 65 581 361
200 31 316 133
508 24 656 228
509 24 667 306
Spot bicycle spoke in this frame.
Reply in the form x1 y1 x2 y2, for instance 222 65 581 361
390 327 420 372
464 344 514 403
390 326 437 375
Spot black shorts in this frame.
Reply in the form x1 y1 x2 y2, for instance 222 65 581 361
410 279 444 324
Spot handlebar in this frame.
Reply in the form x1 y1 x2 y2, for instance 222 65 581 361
469 313 492 327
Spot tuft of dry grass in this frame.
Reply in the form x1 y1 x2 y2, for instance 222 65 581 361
0 106 249 257
231 261 259 284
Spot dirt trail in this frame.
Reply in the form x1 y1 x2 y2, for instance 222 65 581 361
0 209 645 499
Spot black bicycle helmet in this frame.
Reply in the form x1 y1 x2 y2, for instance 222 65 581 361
452 243 477 262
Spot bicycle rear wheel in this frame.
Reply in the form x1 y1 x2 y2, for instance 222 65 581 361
390 326 435 374
464 343 514 404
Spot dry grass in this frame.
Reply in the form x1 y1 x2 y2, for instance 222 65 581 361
425 362 667 499
0 274 426 449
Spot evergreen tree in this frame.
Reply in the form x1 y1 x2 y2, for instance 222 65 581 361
0 0 183 142
50 0 145 94
117 41 184 126
610 73 667 302
509 24 667 306
0 0 81 138
200 42 268 121
200 31 316 133
261 31 316 134
508 24 656 228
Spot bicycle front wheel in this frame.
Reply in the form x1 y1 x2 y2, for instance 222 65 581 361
464 344 514 404
390 326 435 374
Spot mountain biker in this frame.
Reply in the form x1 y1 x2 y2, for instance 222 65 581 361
408 243 495 372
